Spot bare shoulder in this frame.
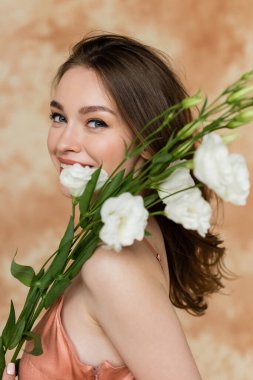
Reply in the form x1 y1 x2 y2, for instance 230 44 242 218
80 244 201 379
81 242 165 297
78 218 202 379
81 215 170 297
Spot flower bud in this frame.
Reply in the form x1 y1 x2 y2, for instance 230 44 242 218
226 120 243 129
222 132 240 144
181 94 203 109
172 140 191 157
241 70 253 81
226 86 253 103
227 109 253 128
177 119 203 140
235 109 253 123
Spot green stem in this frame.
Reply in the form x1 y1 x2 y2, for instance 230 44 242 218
11 339 25 363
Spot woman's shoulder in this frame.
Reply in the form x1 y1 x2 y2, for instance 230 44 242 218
80 236 169 301
81 243 149 289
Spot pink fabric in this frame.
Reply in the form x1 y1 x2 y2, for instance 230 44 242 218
19 297 135 380
19 239 162 379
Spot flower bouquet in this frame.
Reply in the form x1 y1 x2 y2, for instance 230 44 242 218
0 70 253 376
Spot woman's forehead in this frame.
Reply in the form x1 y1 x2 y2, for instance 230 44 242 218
54 66 118 112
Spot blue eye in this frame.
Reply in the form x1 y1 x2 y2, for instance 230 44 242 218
50 112 66 123
88 119 108 129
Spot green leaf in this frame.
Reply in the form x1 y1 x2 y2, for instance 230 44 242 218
11 253 35 287
199 95 208 115
0 337 6 379
144 193 159 208
31 267 45 287
36 267 45 280
116 170 139 192
152 153 173 164
71 232 92 260
19 287 39 321
44 277 71 309
39 215 74 289
24 331 43 356
58 215 75 255
126 137 158 158
79 167 102 216
149 163 165 177
97 170 125 204
71 226 101 260
149 166 175 183
67 234 99 280
8 318 26 350
2 300 16 347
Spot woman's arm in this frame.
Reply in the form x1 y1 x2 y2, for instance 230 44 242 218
81 246 202 380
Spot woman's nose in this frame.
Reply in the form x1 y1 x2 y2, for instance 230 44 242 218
56 123 82 153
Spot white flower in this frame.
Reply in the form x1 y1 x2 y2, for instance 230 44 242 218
193 133 250 205
99 192 149 252
157 162 211 236
158 161 195 203
59 163 108 197
164 188 212 237
95 169 109 190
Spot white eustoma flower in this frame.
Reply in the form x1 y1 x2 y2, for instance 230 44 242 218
193 133 250 205
95 169 109 190
164 188 212 237
157 161 212 236
158 162 195 203
59 163 108 197
99 192 149 252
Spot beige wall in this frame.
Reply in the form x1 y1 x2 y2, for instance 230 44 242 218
0 1 253 378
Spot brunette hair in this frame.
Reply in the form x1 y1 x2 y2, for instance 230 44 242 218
54 33 227 315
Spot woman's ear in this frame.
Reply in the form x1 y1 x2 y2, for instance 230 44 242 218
140 149 152 160
134 149 152 174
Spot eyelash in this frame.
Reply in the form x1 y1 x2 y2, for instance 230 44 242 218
50 112 66 123
87 119 108 129
49 113 108 129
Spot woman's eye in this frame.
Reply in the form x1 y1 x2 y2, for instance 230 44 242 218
50 112 66 123
88 119 108 129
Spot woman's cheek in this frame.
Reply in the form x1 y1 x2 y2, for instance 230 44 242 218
94 138 127 173
47 129 55 155
46 138 58 173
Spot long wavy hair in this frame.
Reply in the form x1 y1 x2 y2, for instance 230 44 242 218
53 33 228 315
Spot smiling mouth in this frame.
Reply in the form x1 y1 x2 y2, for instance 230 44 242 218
59 162 94 173
58 157 93 168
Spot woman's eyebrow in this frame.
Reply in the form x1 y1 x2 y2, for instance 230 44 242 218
50 100 117 116
50 100 64 110
79 105 117 116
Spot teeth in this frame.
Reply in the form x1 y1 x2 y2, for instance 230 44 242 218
60 163 72 169
60 163 92 169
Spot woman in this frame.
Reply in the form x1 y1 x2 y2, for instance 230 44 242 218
4 33 225 379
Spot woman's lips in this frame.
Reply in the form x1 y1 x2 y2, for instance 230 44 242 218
58 158 93 167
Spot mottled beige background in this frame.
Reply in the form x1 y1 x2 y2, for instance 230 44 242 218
0 0 253 378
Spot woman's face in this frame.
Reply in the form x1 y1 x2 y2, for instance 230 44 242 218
47 66 140 195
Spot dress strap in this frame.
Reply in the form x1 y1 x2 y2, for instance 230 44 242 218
143 237 163 270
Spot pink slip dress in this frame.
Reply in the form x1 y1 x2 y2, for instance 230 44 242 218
19 239 162 380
